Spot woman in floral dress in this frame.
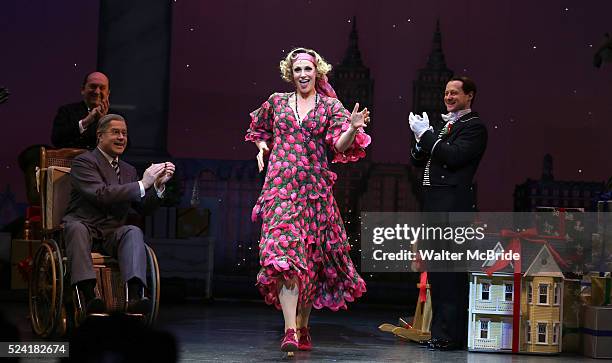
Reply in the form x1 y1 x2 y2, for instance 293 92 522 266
245 47 371 353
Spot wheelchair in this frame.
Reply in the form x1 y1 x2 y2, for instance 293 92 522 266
28 147 160 337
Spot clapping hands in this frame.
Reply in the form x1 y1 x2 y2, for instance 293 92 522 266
155 162 175 188
141 163 165 189
91 96 109 120
141 162 175 189
409 112 431 139
83 95 110 128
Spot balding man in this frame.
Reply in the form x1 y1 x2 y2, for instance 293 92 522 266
52 71 112 149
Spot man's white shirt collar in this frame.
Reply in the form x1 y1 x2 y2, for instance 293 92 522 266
97 147 118 166
442 108 471 123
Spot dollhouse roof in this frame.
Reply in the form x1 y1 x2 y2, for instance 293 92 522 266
523 244 564 278
469 241 515 274
467 235 514 275
481 241 515 271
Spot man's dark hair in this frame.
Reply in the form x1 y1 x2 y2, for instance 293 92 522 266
449 76 477 106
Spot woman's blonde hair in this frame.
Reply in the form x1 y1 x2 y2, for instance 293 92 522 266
279 47 332 83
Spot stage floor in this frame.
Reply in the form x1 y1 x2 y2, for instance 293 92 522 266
2 299 593 362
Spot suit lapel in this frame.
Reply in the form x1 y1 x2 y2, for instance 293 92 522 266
118 160 132 184
443 112 479 140
456 111 479 124
93 148 120 184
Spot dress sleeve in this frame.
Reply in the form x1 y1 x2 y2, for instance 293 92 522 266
245 93 277 143
324 98 371 163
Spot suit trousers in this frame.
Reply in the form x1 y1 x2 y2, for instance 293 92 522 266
64 221 147 286
421 185 474 346
428 272 468 345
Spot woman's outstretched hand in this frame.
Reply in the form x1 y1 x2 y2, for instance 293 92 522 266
256 140 270 172
349 102 371 130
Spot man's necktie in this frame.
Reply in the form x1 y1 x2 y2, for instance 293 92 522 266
111 160 121 183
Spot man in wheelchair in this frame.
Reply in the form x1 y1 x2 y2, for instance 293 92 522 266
62 113 175 315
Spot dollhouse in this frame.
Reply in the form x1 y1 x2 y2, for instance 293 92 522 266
468 243 563 354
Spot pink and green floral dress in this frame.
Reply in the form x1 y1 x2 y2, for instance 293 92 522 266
245 92 370 311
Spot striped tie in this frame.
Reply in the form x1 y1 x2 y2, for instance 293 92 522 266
111 159 121 183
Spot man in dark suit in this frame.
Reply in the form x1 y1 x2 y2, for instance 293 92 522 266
63 113 175 314
409 76 487 350
51 71 112 149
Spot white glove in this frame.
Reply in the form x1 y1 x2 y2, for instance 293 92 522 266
409 112 431 139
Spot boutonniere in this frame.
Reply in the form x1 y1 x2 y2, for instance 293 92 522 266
441 122 453 136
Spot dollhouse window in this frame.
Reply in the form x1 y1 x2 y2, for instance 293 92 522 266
539 284 549 304
528 282 533 304
481 283 490 300
526 321 531 343
537 323 547 343
505 283 513 301
480 320 489 339
553 283 560 305
553 323 560 344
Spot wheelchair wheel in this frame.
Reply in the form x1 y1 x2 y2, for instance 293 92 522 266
29 239 64 337
56 305 69 337
145 244 160 326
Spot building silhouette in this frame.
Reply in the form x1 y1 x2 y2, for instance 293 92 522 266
514 154 605 211
412 19 454 131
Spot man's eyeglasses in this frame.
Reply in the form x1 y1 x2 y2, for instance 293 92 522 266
104 129 128 137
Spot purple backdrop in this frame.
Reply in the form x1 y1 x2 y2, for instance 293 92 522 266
2 0 611 212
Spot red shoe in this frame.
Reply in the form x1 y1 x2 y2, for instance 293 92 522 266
281 328 298 353
298 327 312 351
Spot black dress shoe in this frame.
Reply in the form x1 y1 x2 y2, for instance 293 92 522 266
416 339 431 347
437 340 461 351
428 338 460 351
85 297 107 315
127 297 151 314
426 338 441 350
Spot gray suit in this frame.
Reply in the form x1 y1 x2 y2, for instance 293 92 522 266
63 148 160 285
